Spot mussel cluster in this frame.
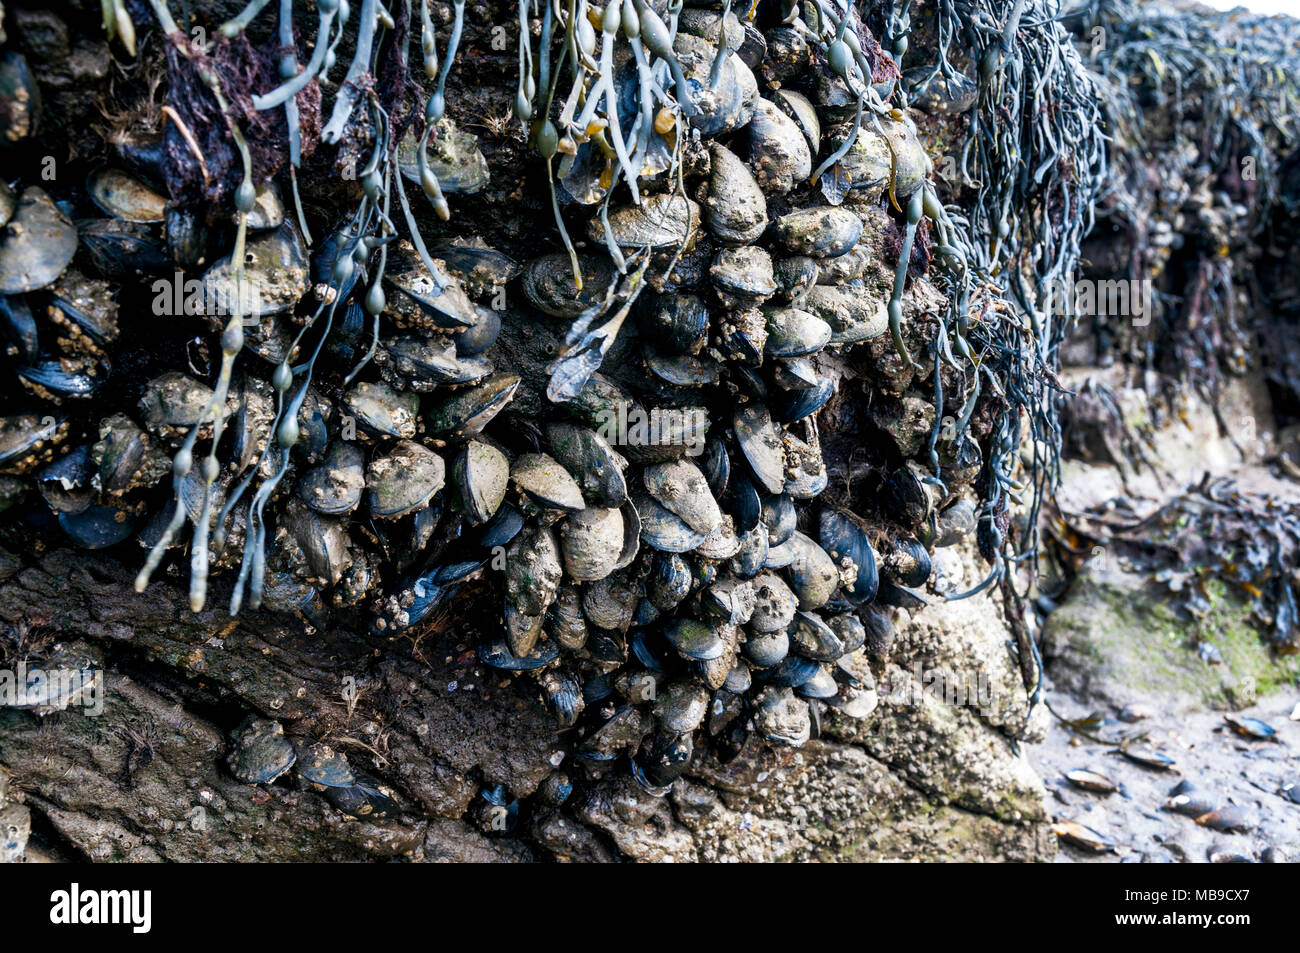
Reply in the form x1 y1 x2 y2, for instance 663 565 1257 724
0 0 1100 802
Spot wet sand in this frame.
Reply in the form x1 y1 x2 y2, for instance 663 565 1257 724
1030 683 1298 862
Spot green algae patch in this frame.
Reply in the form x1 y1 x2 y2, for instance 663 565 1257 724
1044 569 1298 713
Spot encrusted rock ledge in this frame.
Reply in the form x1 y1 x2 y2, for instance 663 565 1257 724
0 543 1050 861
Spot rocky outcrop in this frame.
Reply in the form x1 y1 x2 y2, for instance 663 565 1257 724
0 542 1050 862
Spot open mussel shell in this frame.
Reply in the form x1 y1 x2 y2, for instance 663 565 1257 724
1065 768 1119 794
479 636 560 671
0 187 78 294
1052 821 1115 853
380 334 489 390
87 167 167 224
1223 713 1276 739
425 373 520 437
384 243 484 330
772 375 834 424
37 444 94 514
875 577 927 610
474 503 524 548
1120 745 1176 770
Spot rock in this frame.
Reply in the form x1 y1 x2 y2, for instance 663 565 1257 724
1043 565 1297 713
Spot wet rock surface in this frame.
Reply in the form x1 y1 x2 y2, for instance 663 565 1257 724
1033 688 1298 864
1034 330 1300 864
0 541 1051 862
0 0 1295 866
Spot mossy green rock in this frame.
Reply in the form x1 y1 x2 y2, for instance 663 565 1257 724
1043 567 1298 712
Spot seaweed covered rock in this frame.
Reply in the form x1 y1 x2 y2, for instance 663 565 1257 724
1 0 1239 864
